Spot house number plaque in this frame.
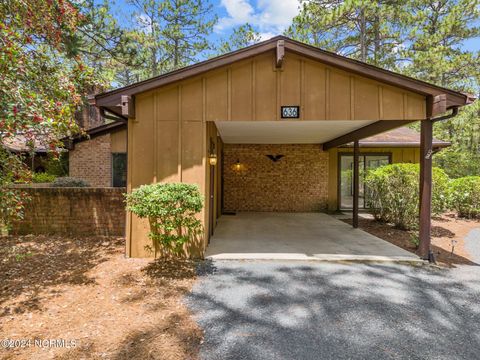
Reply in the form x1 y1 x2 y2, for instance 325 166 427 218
281 106 300 119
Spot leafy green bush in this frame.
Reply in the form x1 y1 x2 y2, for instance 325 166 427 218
51 177 90 187
32 172 56 183
125 183 204 257
449 176 480 218
40 153 69 177
365 163 450 230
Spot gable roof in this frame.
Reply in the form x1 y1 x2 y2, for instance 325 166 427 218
340 127 450 148
94 35 474 117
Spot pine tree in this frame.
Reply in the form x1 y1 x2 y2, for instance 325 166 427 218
158 0 217 69
400 0 480 91
127 0 217 78
217 23 262 55
286 0 404 68
66 0 137 86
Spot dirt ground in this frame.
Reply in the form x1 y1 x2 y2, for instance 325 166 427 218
0 235 202 360
343 213 480 267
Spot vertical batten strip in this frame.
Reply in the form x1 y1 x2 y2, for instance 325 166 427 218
276 63 281 121
227 68 232 121
251 60 256 120
325 68 330 119
178 85 182 181
378 85 384 119
403 93 408 120
153 91 158 182
350 76 355 120
300 59 305 120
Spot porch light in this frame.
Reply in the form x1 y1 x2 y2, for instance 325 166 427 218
234 159 241 171
209 153 217 166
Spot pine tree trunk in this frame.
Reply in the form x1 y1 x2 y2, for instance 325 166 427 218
360 8 367 62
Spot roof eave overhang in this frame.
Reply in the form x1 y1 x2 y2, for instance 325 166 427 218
93 36 471 118
340 142 451 148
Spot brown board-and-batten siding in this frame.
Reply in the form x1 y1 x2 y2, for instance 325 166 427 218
126 51 428 258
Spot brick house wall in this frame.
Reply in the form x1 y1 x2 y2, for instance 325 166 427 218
69 133 112 187
223 144 329 212
11 187 125 236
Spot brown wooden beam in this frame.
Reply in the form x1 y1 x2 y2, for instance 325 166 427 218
427 94 447 118
353 140 359 228
323 120 414 150
121 95 135 118
418 119 433 260
276 40 285 68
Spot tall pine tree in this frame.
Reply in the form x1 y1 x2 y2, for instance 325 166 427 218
217 23 261 55
286 0 404 68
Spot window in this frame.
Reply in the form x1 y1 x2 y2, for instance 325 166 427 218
112 153 127 187
339 153 391 209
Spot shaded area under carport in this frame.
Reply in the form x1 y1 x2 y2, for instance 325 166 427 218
206 212 420 262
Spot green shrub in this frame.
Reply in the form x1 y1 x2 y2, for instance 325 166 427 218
38 153 69 177
125 183 204 257
51 177 90 187
365 163 450 230
32 172 56 183
449 176 480 218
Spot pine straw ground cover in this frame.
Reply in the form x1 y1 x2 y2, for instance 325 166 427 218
342 213 480 267
0 235 202 360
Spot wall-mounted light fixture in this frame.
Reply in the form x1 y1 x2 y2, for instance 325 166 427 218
234 159 241 171
209 139 217 166
209 153 217 166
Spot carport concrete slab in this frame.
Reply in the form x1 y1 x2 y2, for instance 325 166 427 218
206 212 421 263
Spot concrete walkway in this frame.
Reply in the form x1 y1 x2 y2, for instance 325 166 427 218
206 212 419 262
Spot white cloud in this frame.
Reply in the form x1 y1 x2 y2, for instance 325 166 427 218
216 0 256 30
216 0 301 35
259 32 277 41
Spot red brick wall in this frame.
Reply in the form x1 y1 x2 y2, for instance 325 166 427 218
223 144 329 212
69 134 112 187
11 187 125 236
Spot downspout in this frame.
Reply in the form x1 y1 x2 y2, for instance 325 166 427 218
431 107 459 123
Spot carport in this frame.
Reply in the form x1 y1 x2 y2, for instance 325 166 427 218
206 212 419 261
92 36 473 259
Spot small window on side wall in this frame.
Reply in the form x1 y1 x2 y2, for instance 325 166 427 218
112 153 127 187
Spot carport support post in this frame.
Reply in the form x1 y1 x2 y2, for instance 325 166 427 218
418 119 433 260
353 140 359 228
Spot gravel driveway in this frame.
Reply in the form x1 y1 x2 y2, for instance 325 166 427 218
186 261 480 360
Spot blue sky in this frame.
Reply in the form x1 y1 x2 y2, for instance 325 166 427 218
111 0 480 52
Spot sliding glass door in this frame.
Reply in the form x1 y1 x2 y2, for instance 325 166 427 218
339 153 391 209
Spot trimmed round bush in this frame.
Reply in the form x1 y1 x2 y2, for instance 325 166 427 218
365 163 450 230
125 183 204 257
32 172 56 183
450 176 480 218
51 177 90 187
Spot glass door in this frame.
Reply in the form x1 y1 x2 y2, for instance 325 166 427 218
339 153 391 210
